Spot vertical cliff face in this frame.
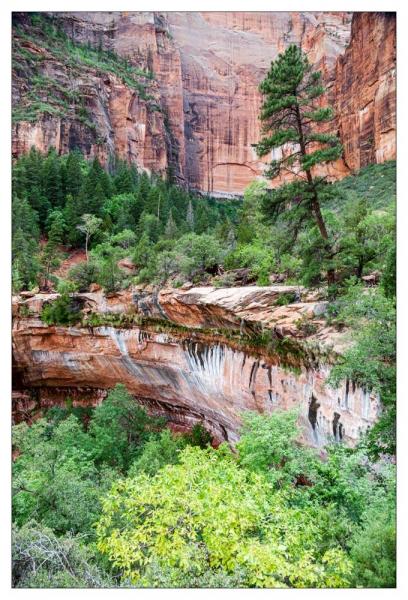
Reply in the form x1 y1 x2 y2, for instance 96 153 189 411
12 12 169 175
12 11 395 194
163 11 352 193
334 12 396 171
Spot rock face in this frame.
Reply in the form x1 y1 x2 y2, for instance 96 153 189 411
12 13 168 175
12 11 396 194
334 12 396 171
12 288 380 446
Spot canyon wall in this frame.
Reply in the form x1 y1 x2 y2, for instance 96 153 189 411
12 11 396 195
334 12 396 171
12 287 380 446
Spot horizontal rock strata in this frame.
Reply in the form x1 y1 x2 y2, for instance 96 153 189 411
12 287 380 446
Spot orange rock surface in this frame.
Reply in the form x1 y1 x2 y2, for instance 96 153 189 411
12 288 380 445
334 12 396 171
12 11 396 195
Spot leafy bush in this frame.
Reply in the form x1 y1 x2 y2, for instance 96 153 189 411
327 284 396 455
96 445 352 587
68 260 100 292
40 294 81 326
88 384 165 471
348 500 396 587
224 242 276 285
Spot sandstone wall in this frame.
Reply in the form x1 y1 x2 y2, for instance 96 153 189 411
334 12 396 171
12 286 380 446
12 12 395 193
12 318 379 446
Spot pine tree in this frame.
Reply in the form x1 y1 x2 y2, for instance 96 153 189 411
42 149 64 208
80 158 112 217
113 159 135 194
12 196 40 240
40 210 66 288
65 151 84 200
12 230 40 292
64 194 83 247
255 44 342 285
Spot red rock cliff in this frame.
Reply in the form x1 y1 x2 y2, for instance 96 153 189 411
334 12 396 171
12 287 380 446
12 11 395 194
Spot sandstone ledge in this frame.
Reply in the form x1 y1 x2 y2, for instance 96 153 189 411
13 285 350 355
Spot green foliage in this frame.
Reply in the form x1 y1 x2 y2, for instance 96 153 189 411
184 422 213 448
88 384 165 472
225 242 276 285
331 161 396 211
129 429 188 477
237 410 319 488
256 44 341 176
68 259 100 292
12 416 108 536
12 396 395 589
96 444 352 587
90 242 125 292
40 294 81 326
12 148 240 291
327 285 396 455
348 497 396 587
382 243 396 299
335 199 395 280
256 45 343 285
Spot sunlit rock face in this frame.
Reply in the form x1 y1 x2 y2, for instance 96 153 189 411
334 12 396 171
13 11 395 194
12 288 380 446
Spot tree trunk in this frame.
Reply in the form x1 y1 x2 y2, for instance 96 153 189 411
295 105 335 285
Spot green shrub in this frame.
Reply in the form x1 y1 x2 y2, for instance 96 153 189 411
68 260 100 292
40 294 81 326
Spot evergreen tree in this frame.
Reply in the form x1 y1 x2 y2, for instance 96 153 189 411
65 151 84 200
42 150 64 209
80 158 111 216
113 159 136 194
132 232 153 268
40 210 66 288
23 147 43 196
256 44 342 285
138 211 161 243
63 194 83 247
12 231 40 292
195 202 210 234
12 196 40 241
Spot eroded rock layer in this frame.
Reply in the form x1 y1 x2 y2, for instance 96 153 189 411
12 287 380 446
12 11 396 194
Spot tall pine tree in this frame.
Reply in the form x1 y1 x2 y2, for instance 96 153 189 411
255 44 342 285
